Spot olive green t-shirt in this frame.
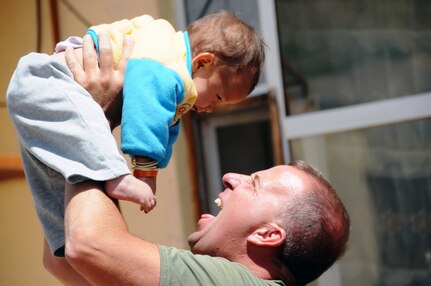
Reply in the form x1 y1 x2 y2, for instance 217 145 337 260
159 245 286 286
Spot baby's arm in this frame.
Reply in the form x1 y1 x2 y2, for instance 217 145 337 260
121 59 182 168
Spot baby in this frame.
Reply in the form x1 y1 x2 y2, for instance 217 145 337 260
7 10 265 257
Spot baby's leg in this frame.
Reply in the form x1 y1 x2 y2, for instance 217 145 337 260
105 174 156 212
43 239 92 285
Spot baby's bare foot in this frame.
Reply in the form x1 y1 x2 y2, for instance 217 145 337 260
106 174 156 212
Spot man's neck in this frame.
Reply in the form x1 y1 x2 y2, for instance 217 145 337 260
243 250 295 285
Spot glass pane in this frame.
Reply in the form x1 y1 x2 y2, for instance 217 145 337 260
290 118 431 286
276 0 431 114
217 120 275 175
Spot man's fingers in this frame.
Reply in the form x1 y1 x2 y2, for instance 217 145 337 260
65 46 85 81
118 35 134 73
82 34 98 71
98 31 114 71
64 32 125 130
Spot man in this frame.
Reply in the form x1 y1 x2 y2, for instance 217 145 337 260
53 33 350 285
63 162 349 286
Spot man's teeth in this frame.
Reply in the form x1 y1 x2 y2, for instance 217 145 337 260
214 198 222 209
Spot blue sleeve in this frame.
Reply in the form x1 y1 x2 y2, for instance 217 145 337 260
158 120 180 168
121 59 185 168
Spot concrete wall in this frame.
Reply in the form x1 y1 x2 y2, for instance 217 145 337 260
0 1 195 284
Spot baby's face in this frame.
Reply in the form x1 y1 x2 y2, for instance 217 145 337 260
192 67 251 113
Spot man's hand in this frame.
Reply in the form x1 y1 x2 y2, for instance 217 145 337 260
65 32 134 129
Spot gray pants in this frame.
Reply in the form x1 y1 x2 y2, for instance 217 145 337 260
6 53 130 256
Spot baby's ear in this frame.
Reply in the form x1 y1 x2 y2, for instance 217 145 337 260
247 223 286 247
192 52 215 71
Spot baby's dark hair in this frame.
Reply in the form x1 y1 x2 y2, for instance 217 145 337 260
187 10 266 93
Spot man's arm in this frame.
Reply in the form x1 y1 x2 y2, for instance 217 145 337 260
64 181 161 285
64 33 161 285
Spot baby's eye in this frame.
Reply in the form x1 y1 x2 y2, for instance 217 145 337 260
217 95 223 102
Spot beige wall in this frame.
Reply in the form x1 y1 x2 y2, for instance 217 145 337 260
0 1 196 285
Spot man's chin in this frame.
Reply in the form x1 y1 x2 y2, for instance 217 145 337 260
188 240 205 255
187 230 196 246
188 234 205 254
187 225 202 251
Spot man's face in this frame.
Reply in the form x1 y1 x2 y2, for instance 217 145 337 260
187 165 306 259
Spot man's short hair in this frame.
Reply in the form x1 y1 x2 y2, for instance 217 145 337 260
280 161 350 285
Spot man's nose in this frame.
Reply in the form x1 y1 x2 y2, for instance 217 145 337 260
222 173 246 188
222 173 236 188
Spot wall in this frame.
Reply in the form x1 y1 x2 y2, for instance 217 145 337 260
0 0 195 285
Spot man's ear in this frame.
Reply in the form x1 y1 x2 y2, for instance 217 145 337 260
191 52 215 72
247 223 286 247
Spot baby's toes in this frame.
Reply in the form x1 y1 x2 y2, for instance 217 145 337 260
141 196 157 213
